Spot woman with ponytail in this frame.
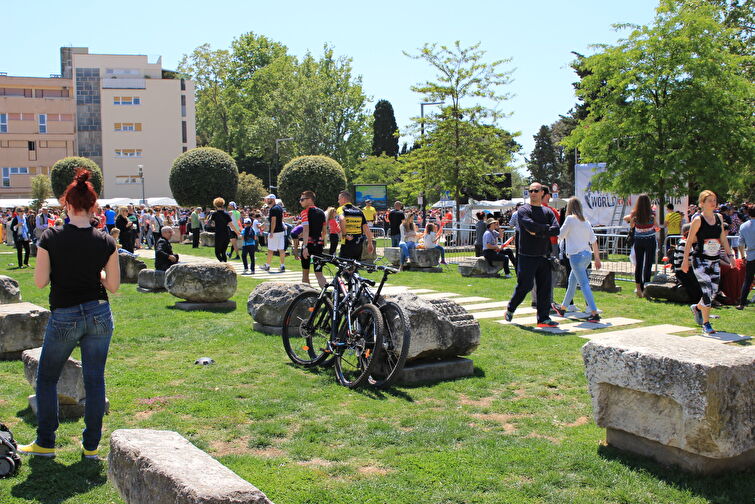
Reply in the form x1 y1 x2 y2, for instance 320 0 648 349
18 168 120 460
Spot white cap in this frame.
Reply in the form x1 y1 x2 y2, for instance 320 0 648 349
228 201 237 209
243 218 252 224
265 194 277 200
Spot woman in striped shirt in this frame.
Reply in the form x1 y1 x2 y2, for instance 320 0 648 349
625 194 657 298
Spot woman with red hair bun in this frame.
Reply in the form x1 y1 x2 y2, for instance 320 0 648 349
18 168 120 460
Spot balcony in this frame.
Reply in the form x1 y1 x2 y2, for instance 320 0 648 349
102 78 146 89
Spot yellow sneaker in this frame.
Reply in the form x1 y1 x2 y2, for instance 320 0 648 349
82 444 99 460
17 442 56 458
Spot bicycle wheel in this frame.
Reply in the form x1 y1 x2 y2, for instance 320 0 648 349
368 302 411 388
334 303 384 388
282 291 333 367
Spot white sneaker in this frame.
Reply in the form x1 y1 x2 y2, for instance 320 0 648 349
242 269 249 275
567 304 580 313
261 264 270 272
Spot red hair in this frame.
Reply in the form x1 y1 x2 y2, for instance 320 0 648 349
62 168 97 212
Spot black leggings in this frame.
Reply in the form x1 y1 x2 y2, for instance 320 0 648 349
740 259 754 307
215 235 230 262
329 233 339 255
633 236 656 288
242 245 256 271
16 240 30 266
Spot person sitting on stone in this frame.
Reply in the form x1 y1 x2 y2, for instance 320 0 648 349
155 226 179 271
482 218 514 278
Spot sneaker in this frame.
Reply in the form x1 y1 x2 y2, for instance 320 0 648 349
702 322 716 335
736 305 744 310
249 270 255 275
279 265 286 272
17 442 56 458
261 264 270 272
690 304 703 326
440 260 447 265
567 304 580 313
242 269 249 275
537 319 559 328
504 310 514 322
82 445 99 460
586 313 602 323
502 274 511 279
550 303 566 318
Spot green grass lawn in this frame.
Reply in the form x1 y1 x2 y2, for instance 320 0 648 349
0 245 752 503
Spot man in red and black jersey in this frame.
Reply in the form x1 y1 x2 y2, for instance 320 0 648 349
299 190 328 286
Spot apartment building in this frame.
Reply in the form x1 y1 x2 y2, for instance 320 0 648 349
62 47 196 198
0 75 76 197
0 48 196 200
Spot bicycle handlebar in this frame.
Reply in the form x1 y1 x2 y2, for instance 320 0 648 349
312 254 398 275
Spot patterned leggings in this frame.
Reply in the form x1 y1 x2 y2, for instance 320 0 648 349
692 256 720 307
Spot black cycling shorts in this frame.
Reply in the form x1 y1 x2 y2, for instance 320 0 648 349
301 243 324 271
339 241 363 261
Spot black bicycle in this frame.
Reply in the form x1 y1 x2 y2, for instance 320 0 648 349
282 255 385 388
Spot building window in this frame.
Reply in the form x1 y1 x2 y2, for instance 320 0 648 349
33 89 70 98
114 149 142 158
0 114 6 133
181 95 186 117
28 141 35 151
2 167 28 187
113 96 141 105
38 114 47 134
0 88 32 97
181 121 187 143
114 123 142 132
180 78 186 91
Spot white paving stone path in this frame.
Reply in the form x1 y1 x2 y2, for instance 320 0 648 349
135 250 751 342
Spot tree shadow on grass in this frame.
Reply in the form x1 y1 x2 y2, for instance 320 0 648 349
597 444 755 504
11 456 107 504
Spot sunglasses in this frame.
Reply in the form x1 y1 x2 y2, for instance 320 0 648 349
528 188 541 193
299 197 310 202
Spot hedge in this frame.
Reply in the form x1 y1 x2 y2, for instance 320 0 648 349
277 156 347 212
50 157 104 198
169 147 239 207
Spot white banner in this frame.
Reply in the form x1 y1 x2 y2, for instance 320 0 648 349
575 164 688 227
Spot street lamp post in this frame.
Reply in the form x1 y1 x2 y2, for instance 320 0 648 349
137 164 145 205
419 101 444 226
272 137 294 191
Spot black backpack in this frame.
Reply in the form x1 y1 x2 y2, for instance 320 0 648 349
0 423 21 478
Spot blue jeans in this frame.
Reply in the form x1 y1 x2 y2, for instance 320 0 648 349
562 250 598 313
429 245 446 262
399 241 416 264
35 300 113 450
391 234 401 247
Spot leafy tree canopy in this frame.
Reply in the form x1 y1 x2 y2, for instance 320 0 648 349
372 100 399 157
235 172 267 208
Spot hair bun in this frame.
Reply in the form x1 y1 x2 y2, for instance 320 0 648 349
74 168 91 186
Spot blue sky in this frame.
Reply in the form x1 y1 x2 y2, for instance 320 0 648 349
4 0 659 170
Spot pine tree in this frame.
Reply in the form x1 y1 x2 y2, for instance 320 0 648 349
527 125 560 185
372 99 399 157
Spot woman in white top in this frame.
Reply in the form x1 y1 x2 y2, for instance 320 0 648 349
551 197 602 322
422 222 447 264
399 218 418 268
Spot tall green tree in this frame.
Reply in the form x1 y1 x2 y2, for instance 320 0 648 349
563 0 754 203
403 41 519 220
30 174 52 211
372 100 399 157
527 125 559 185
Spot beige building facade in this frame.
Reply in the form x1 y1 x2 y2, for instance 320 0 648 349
0 75 76 197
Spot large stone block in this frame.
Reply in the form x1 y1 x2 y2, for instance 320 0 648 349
0 303 50 359
383 247 402 266
200 231 215 247
588 270 621 293
22 347 85 403
0 275 21 303
247 282 318 329
458 257 503 278
108 429 274 504
137 269 166 292
165 263 237 303
643 280 691 303
582 333 755 473
382 247 441 269
119 253 147 283
388 293 480 361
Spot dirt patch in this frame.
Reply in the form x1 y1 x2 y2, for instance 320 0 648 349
134 410 154 421
167 379 186 387
511 388 531 400
525 432 561 444
459 394 495 407
210 436 254 457
0 399 8 407
136 395 186 406
297 457 333 468
357 465 390 476
251 446 286 458
561 416 590 428
470 413 527 434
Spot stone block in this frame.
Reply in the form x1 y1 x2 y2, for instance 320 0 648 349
458 257 503 277
28 394 109 420
383 247 401 266
119 253 147 283
398 357 474 385
108 429 274 504
582 333 755 473
0 275 21 303
247 282 317 328
200 231 215 247
387 293 480 361
0 303 50 359
383 247 441 269
173 300 236 312
22 347 85 403
252 322 283 335
643 281 691 304
165 263 236 303
588 270 621 293
137 269 166 292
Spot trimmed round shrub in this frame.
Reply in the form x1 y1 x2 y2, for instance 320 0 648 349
169 147 239 207
278 156 347 212
50 157 103 198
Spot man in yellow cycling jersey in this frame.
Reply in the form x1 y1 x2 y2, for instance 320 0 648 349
337 191 374 260
362 199 377 224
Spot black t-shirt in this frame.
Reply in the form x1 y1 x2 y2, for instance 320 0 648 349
302 206 326 245
38 224 117 310
388 209 405 235
210 210 232 239
269 205 284 233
